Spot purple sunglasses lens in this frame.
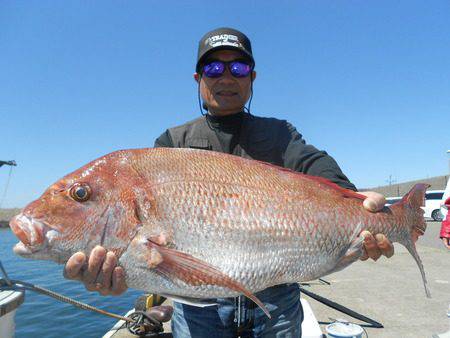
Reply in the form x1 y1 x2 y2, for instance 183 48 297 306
203 61 252 78
203 61 225 78
230 62 251 77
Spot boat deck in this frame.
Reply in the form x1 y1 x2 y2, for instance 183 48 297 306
0 289 25 338
103 299 323 338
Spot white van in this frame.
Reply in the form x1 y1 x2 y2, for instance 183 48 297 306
423 190 444 221
386 190 444 221
385 197 402 206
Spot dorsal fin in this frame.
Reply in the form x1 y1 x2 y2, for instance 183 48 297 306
252 159 366 200
302 175 367 200
400 183 430 207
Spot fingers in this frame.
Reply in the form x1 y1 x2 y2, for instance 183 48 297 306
83 246 107 291
64 252 87 280
360 191 386 213
96 252 129 296
111 267 128 296
360 231 394 261
375 233 394 258
86 247 128 296
360 231 380 261
96 252 117 295
63 246 127 296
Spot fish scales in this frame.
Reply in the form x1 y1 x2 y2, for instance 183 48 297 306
10 147 430 317
141 150 351 283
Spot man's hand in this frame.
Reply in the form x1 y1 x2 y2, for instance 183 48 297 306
359 191 395 261
360 191 386 213
64 246 128 296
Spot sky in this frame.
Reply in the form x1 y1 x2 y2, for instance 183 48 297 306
1 0 449 208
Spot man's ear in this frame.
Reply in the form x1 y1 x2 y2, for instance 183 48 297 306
251 71 257 82
194 73 200 83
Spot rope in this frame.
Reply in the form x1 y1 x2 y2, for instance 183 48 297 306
0 165 14 209
0 260 169 336
10 280 133 323
0 260 134 324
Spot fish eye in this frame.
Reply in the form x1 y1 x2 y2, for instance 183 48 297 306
69 183 91 202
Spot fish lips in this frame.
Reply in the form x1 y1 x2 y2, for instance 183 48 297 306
10 214 55 256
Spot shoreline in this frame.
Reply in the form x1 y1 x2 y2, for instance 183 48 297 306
0 208 20 228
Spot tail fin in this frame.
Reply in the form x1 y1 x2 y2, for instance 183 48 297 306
392 183 431 298
397 183 429 235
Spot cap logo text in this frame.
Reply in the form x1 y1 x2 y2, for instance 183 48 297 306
205 34 242 48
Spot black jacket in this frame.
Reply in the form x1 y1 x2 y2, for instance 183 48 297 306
154 112 356 191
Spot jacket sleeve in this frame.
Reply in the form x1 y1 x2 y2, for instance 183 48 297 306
279 122 357 191
154 130 174 148
440 219 450 239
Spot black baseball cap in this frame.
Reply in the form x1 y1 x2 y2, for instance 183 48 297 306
196 27 254 73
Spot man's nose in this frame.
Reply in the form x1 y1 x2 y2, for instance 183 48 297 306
219 67 234 82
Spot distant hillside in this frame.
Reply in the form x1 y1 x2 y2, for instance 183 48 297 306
0 208 20 228
363 175 448 197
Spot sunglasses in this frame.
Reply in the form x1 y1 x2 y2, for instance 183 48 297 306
202 60 253 78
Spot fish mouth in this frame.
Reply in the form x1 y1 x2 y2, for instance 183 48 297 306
10 214 52 255
13 241 34 256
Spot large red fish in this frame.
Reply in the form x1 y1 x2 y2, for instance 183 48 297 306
10 148 430 317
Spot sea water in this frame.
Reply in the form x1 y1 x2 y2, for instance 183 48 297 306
1 228 143 338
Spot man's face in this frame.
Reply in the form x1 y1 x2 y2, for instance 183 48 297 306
194 50 256 116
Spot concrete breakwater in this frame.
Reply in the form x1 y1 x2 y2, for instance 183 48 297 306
0 208 20 228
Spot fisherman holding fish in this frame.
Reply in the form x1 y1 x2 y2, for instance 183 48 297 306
61 28 405 337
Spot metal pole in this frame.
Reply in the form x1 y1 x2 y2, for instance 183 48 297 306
447 150 450 175
0 161 17 209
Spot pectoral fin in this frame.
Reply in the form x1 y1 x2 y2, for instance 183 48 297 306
146 240 271 318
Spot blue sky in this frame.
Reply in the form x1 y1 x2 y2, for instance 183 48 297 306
1 1 449 208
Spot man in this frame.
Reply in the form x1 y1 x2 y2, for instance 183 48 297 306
65 28 396 337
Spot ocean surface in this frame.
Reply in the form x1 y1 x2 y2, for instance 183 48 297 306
1 228 143 338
